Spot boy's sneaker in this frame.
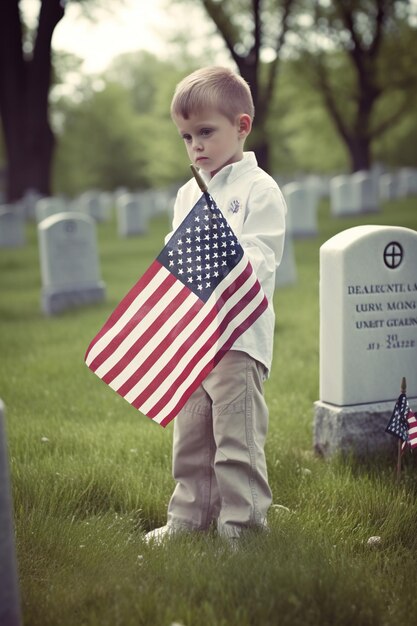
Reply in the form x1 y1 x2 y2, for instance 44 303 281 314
144 525 180 545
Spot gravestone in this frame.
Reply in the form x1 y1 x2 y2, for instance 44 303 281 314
275 231 297 288
283 182 318 237
117 193 149 237
0 207 25 248
79 191 111 222
330 175 356 216
35 197 67 223
314 225 417 456
0 400 22 626
379 173 397 201
397 167 417 197
351 170 379 213
38 213 106 315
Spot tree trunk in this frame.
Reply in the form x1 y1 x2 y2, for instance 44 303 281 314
0 0 65 204
347 135 372 173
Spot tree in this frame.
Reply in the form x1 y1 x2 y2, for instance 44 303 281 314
180 0 296 173
294 0 417 172
0 0 66 203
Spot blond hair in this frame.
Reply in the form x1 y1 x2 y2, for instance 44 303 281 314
171 66 255 123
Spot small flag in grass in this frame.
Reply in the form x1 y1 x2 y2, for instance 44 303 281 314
85 177 267 427
385 392 410 443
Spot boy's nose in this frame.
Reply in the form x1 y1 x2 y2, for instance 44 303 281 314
192 138 203 151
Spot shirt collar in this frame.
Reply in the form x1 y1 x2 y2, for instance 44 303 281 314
199 152 258 187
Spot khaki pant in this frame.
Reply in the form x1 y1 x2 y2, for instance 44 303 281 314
167 350 272 538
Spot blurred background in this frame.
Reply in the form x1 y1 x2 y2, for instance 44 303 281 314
0 0 416 204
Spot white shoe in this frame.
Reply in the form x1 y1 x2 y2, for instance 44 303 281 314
144 525 177 545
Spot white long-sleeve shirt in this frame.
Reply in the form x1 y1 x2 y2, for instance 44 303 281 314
166 151 287 374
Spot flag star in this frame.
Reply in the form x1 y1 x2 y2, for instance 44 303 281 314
186 228 191 233
195 216 200 222
214 271 219 277
205 245 210 250
222 260 227 266
204 215 209 221
178 259 183 265
169 260 174 266
178 268 184 275
205 282 210 288
187 257 192 263
177 239 183 245
168 250 174 257
186 238 192 244
197 284 203 290
205 254 210 260
187 267 193 273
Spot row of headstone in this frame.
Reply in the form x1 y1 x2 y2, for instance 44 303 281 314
330 171 380 216
314 224 417 457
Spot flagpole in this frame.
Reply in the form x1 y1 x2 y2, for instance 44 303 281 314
396 376 407 483
190 165 208 194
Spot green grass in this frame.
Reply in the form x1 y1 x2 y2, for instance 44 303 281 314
1 197 417 626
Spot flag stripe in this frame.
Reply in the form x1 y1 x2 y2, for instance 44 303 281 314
155 287 267 426
85 261 162 362
115 295 204 397
145 279 264 422
88 266 177 372
101 284 195 384
125 258 254 407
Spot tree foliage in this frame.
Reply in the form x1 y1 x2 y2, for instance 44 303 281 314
292 0 417 171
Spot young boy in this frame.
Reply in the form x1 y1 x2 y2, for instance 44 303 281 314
145 66 286 543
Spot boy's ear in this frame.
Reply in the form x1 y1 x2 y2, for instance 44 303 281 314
238 114 252 136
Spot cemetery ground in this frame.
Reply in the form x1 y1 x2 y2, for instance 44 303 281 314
1 196 417 626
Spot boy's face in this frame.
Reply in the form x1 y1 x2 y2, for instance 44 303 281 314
173 109 251 178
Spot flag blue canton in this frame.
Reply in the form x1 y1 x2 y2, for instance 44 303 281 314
385 393 410 442
157 194 243 303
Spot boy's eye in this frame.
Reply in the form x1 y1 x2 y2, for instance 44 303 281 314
200 128 213 137
182 134 192 143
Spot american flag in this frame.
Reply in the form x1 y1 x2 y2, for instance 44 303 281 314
402 411 417 451
385 393 410 443
85 192 267 427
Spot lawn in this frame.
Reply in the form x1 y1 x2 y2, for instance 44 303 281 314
1 194 417 626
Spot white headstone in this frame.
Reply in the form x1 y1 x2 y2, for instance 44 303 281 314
379 173 397 201
0 207 25 248
0 400 22 626
79 191 111 222
275 231 297 288
330 175 356 216
315 225 417 456
282 182 318 237
38 212 106 315
350 170 379 213
397 167 417 197
319 225 417 405
117 194 149 237
35 197 67 223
